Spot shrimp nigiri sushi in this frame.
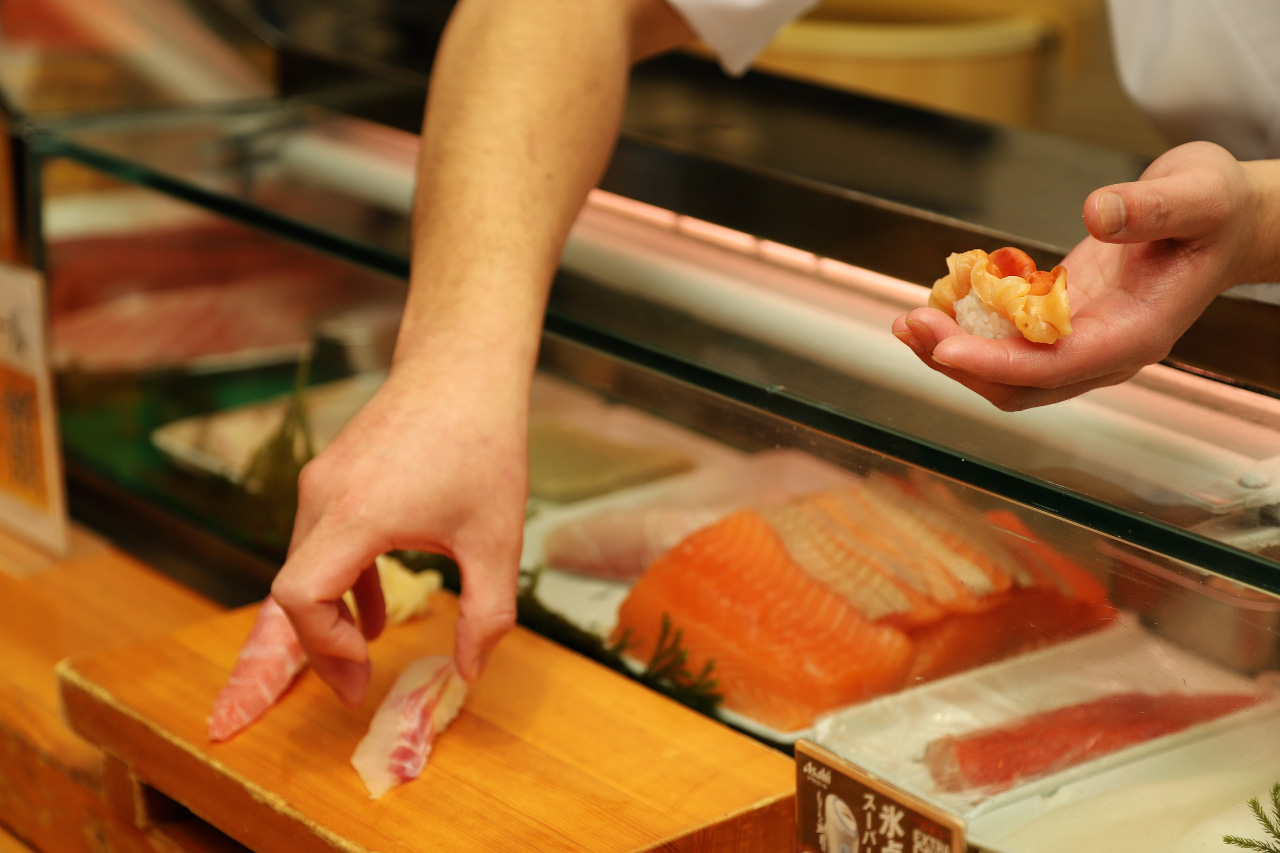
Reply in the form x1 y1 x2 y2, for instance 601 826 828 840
930 247 1072 344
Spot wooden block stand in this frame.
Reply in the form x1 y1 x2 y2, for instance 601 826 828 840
58 592 797 852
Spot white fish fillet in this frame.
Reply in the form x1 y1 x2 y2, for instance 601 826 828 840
350 655 469 799
543 449 857 580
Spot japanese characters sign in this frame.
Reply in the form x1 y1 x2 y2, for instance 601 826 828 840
0 262 67 554
796 740 970 853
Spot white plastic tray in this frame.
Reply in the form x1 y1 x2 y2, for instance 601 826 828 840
814 618 1276 819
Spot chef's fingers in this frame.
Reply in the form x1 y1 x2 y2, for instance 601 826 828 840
310 656 372 709
894 310 1144 410
946 366 1140 412
273 526 384 703
351 564 387 641
1084 147 1236 245
452 536 521 683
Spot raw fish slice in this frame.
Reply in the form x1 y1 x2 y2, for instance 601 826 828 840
925 691 1262 795
903 588 1114 685
897 474 1039 589
544 504 729 581
811 487 993 613
861 476 1018 597
982 509 1112 603
762 500 942 627
929 247 1072 344
527 420 694 503
351 656 468 798
543 450 857 581
612 509 913 732
207 597 307 742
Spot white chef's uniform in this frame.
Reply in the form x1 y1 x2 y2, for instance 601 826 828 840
673 0 1280 294
1108 0 1280 160
673 0 1280 161
1107 1 1280 296
664 0 818 75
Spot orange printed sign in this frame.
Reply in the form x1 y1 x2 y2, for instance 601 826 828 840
0 364 48 510
796 740 969 853
0 262 66 555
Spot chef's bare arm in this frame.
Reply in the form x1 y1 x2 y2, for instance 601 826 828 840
393 0 696 372
271 0 701 698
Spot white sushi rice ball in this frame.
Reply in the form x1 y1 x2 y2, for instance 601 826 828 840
953 290 1018 340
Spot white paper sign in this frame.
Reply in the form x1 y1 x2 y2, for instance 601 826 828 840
0 261 68 554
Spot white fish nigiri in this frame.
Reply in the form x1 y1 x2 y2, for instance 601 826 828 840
351 655 469 799
207 596 307 742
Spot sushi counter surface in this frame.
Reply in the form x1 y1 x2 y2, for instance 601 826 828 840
0 522 223 852
0 523 796 853
56 576 796 851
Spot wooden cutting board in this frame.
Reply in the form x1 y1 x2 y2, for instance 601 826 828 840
57 592 796 852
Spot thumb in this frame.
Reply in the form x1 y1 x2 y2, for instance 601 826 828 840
1083 170 1230 246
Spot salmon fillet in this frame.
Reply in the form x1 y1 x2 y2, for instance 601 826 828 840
611 509 914 732
904 588 1114 686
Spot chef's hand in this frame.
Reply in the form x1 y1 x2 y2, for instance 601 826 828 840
271 350 529 705
892 142 1280 410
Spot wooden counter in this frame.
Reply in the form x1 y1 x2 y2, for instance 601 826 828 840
2 518 797 851
58 592 797 852
0 524 223 852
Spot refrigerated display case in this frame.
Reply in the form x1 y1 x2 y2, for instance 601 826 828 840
9 3 1280 851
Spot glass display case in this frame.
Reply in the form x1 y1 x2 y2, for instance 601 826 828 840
9 4 1280 851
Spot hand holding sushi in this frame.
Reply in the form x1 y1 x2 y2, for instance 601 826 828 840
892 141 1280 411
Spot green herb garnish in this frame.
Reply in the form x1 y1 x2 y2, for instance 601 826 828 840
242 357 315 539
517 565 722 717
1225 782 1280 851
611 614 721 714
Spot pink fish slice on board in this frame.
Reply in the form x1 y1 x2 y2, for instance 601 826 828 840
207 596 308 742
350 655 469 798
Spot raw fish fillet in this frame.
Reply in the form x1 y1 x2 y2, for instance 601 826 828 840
930 247 1072 344
351 656 469 799
925 691 1261 794
761 498 942 627
51 276 375 372
803 487 990 617
543 450 856 581
610 475 1118 731
903 587 1114 685
527 420 693 503
207 597 307 742
982 509 1111 604
611 509 914 732
544 504 728 581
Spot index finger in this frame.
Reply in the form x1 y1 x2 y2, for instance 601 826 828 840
272 521 383 701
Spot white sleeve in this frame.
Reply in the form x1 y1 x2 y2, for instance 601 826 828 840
1107 0 1280 158
665 0 819 76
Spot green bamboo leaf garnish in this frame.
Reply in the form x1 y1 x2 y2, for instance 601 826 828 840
242 357 315 540
1225 782 1280 851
